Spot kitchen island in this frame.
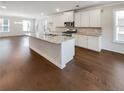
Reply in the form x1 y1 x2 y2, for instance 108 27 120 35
26 33 75 69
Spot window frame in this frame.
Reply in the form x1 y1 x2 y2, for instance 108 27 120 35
0 18 10 33
113 9 124 44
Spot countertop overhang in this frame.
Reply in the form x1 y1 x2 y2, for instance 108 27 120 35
25 33 75 44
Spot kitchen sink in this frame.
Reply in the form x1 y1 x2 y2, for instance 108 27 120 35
45 33 58 36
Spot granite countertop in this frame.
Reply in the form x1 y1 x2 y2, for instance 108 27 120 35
74 32 102 37
25 33 74 44
52 31 102 37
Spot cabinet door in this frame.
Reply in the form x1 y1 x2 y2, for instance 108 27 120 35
56 13 64 27
80 11 90 27
87 36 101 52
63 11 74 22
75 12 81 27
89 9 101 27
78 35 88 48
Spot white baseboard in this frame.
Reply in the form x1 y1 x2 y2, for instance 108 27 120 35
102 48 124 54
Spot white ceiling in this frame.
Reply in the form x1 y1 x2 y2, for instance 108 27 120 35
0 1 120 18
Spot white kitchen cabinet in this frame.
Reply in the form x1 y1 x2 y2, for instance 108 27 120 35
55 11 74 27
87 36 101 52
78 35 88 48
89 9 101 27
80 11 90 27
63 11 74 22
56 13 64 27
75 12 81 27
74 9 101 27
73 34 101 52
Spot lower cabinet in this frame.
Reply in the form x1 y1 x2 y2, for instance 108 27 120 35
87 36 101 52
78 35 88 48
73 34 101 52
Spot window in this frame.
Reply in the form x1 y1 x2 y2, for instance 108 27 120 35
0 18 9 32
114 10 124 43
22 20 31 32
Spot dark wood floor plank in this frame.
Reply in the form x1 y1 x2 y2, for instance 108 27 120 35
0 36 124 90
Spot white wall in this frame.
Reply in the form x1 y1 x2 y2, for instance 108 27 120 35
0 16 35 37
101 3 124 54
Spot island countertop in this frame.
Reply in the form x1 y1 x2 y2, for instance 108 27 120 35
25 33 75 44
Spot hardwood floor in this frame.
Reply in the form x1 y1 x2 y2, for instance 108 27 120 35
0 36 124 90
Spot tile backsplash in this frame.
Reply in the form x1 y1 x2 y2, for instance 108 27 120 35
56 27 102 36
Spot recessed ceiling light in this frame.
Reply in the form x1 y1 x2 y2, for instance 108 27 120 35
40 12 44 16
0 6 7 9
56 9 60 12
40 12 44 15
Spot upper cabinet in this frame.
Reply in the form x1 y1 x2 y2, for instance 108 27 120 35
63 11 74 22
55 11 74 27
89 9 101 27
50 9 101 28
74 9 101 27
80 11 90 27
75 12 81 27
56 13 65 27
